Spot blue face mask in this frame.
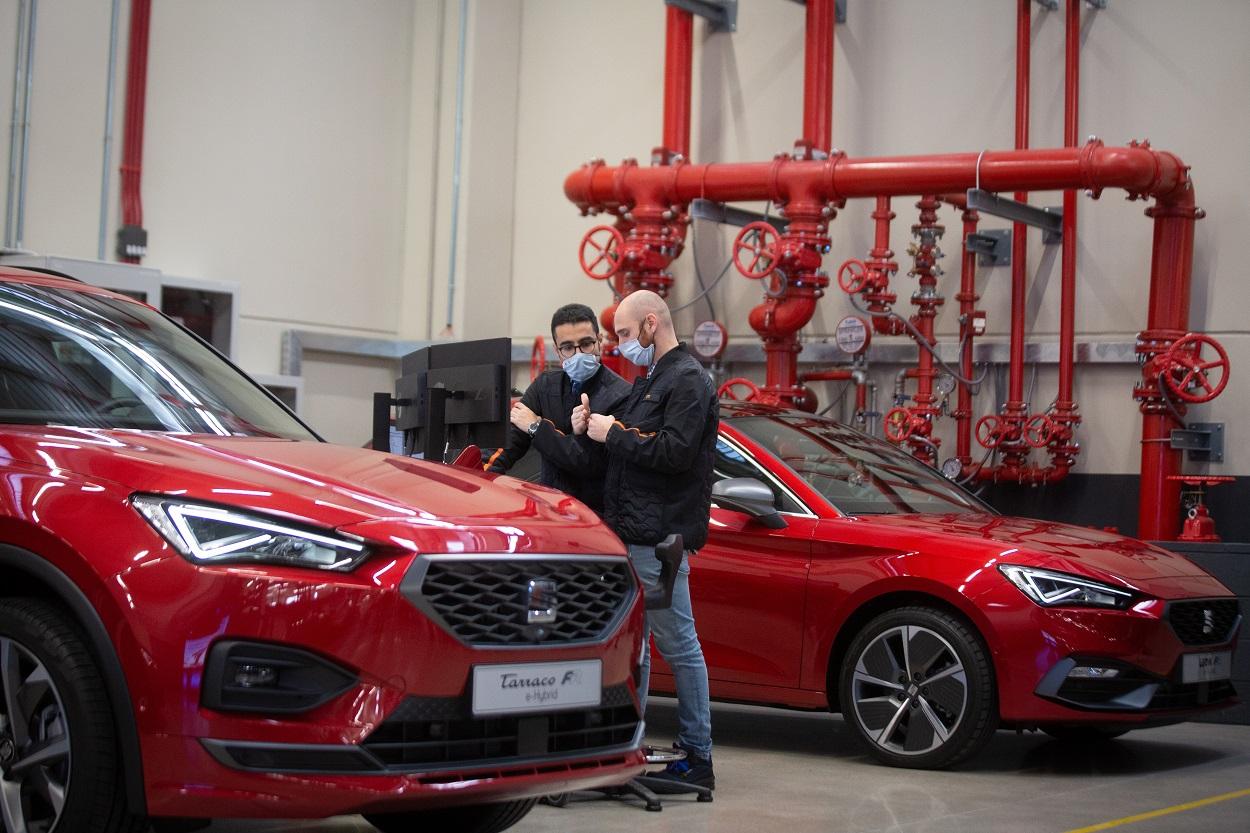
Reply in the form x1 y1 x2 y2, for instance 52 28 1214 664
618 337 655 367
562 351 600 383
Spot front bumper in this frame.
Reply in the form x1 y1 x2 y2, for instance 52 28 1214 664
981 579 1241 725
116 546 647 818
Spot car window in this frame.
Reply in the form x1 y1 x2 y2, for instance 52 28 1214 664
0 282 317 440
728 414 985 516
713 436 805 514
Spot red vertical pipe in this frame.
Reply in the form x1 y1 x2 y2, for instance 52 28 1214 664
119 0 151 264
1007 0 1030 407
802 0 835 154
663 5 693 161
1057 0 1079 406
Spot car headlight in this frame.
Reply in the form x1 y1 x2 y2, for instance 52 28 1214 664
998 564 1134 610
132 495 369 572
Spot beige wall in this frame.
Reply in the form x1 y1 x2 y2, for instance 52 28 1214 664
3 0 1247 469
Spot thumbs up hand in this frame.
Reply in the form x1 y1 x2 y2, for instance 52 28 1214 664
572 392 591 435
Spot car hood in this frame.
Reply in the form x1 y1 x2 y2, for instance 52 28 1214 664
848 512 1218 585
0 427 621 555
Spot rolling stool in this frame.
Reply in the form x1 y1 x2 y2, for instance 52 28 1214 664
543 534 713 812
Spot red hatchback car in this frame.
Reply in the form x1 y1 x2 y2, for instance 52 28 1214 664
640 403 1240 768
0 266 646 833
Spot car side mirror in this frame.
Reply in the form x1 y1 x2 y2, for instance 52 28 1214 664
712 477 787 529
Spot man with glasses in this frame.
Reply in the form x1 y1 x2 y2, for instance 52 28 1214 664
485 303 630 518
576 289 718 792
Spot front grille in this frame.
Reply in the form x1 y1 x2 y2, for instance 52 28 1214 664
362 684 639 771
1167 599 1241 646
1148 679 1237 710
406 557 635 646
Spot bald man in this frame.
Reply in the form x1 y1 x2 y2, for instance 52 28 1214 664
576 290 718 792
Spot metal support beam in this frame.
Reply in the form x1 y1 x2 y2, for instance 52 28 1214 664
966 229 1012 267
1171 423 1225 464
690 198 789 232
665 0 737 32
966 189 1063 239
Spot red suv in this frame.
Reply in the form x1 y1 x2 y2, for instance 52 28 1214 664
0 266 645 833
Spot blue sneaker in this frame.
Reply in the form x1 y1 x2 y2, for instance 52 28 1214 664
646 745 715 792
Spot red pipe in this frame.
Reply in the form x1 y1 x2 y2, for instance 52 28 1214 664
864 196 905 336
119 0 152 264
663 5 693 161
904 196 945 464
802 0 835 155
1002 0 1032 463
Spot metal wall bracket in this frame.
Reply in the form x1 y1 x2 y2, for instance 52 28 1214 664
1086 0 1108 9
1042 206 1063 245
1034 0 1058 10
690 198 789 233
666 0 738 32
966 189 1063 241
1171 423 1225 464
966 229 1012 267
785 0 847 24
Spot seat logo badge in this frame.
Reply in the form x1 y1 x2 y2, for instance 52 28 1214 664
1202 608 1215 636
526 579 558 625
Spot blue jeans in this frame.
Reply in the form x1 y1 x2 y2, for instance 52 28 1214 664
628 543 713 762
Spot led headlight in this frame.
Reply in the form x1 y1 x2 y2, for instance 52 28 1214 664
998 565 1134 610
132 495 369 572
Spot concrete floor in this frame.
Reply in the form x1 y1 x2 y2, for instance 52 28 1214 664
208 698 1250 833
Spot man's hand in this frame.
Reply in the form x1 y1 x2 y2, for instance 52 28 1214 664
587 413 615 443
509 401 539 432
571 393 590 435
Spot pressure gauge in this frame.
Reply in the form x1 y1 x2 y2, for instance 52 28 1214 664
834 315 871 356
935 374 957 396
941 458 964 480
692 320 728 360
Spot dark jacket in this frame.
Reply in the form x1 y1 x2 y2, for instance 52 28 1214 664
486 364 631 516
602 345 718 550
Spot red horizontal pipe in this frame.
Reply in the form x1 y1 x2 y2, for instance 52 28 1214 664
566 145 1190 209
663 5 693 160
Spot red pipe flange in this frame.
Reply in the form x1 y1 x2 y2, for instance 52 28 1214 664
579 225 625 280
1162 333 1230 404
732 222 780 279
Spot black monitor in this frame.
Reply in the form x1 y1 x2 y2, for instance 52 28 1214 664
374 337 510 461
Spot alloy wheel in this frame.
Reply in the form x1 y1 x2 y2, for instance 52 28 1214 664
850 624 968 756
0 635 71 833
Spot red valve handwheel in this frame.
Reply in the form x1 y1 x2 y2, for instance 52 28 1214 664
530 336 546 382
732 222 780 280
884 407 915 443
718 377 763 401
1024 413 1057 449
578 225 625 280
1162 333 1230 404
837 258 870 294
975 414 1004 449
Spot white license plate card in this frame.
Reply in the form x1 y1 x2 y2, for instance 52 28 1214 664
472 659 602 716
1181 651 1232 684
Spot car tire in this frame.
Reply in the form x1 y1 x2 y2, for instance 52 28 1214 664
0 598 146 833
1042 726 1129 743
839 605 997 769
364 798 538 833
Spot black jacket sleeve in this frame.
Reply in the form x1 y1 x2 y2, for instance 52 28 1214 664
530 421 609 477
604 369 713 475
484 380 541 473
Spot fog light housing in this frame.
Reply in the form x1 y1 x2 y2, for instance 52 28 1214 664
1069 665 1121 679
202 641 357 714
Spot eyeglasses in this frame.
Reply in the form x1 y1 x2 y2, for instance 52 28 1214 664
556 337 599 359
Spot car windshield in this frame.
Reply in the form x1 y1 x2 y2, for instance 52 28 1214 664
728 413 986 516
0 281 317 440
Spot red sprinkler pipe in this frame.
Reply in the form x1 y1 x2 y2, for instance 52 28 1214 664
1001 0 1032 464
1049 0 1083 470
802 0 835 155
954 201 980 470
662 4 693 161
863 196 906 336
118 0 152 264
901 196 945 465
